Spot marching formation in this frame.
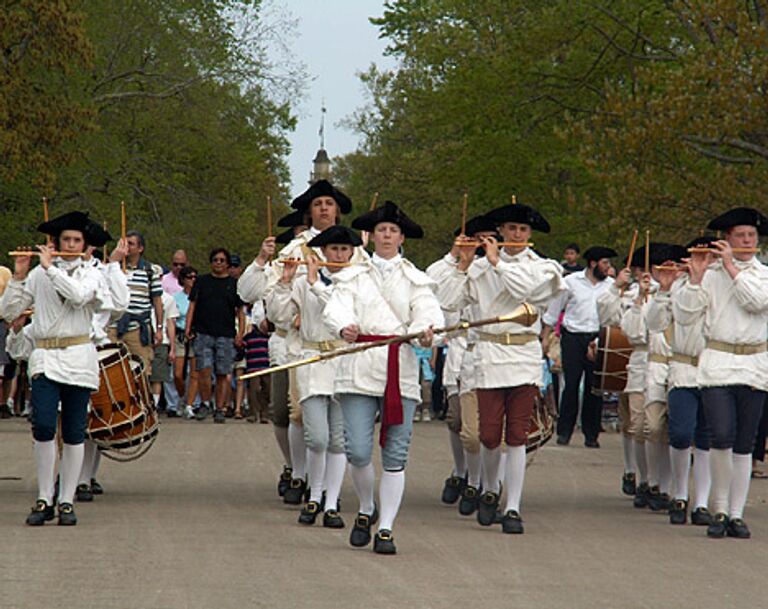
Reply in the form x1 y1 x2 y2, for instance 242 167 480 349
1 181 766 552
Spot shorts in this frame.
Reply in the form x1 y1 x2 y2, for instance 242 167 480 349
150 344 171 383
0 360 17 379
175 333 194 358
194 333 234 376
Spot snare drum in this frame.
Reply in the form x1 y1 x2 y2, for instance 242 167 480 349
93 355 159 450
88 343 146 439
593 326 633 393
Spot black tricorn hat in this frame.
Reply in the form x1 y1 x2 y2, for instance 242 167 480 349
454 214 498 237
583 246 618 262
485 203 550 233
707 207 768 236
83 219 113 248
38 211 90 240
275 227 298 245
351 200 424 239
629 242 681 267
685 235 718 250
290 179 352 214
307 225 363 248
277 209 308 228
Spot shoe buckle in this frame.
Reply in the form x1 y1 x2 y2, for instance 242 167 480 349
378 530 392 541
34 500 47 512
60 504 73 514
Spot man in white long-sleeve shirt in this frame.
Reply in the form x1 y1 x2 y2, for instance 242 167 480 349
677 207 768 539
542 246 616 448
0 211 108 526
436 202 562 534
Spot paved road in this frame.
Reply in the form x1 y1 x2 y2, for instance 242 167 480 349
1 417 766 609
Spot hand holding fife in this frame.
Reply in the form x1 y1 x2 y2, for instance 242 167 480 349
12 248 32 279
686 250 712 286
710 240 733 265
306 254 320 285
36 243 54 270
656 263 679 292
280 258 299 284
481 235 500 267
256 237 277 266
341 323 359 343
636 272 652 303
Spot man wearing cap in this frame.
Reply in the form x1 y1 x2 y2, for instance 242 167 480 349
543 246 616 449
677 207 768 539
0 211 110 526
646 238 715 526
324 201 444 554
427 214 500 516
266 225 361 529
438 202 562 535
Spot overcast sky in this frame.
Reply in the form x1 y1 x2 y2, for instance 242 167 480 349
282 0 395 196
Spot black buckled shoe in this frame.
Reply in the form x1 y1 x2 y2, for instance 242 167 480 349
726 517 751 539
556 435 570 446
298 501 321 525
323 510 345 529
76 484 94 503
647 486 671 512
283 478 306 505
90 479 104 495
622 472 637 496
26 500 55 526
501 509 524 534
350 512 374 547
277 466 293 497
441 475 464 504
477 491 500 527
691 507 713 526
669 499 688 525
373 529 397 555
57 502 77 526
633 482 650 508
584 438 600 449
707 512 729 538
458 485 480 516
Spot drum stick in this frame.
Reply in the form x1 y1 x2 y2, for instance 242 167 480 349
102 221 109 260
369 191 379 212
121 201 127 273
460 192 468 236
511 194 517 205
43 197 51 246
266 195 273 239
619 229 638 297
643 230 650 302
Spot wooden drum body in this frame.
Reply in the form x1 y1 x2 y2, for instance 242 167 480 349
593 326 633 393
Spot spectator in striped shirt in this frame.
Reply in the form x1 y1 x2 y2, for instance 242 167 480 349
108 230 163 372
244 302 271 423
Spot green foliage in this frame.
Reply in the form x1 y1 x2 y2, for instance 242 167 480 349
1 0 300 268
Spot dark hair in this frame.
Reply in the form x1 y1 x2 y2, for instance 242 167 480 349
564 243 580 253
126 230 146 250
177 265 198 285
209 247 231 265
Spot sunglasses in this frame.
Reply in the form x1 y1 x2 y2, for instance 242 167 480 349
172 262 185 267
185 275 197 280
212 257 227 263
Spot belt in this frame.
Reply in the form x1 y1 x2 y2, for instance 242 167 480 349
302 339 346 352
445 328 468 340
35 335 91 349
274 328 288 339
632 345 648 352
648 353 670 365
475 331 538 346
706 340 768 356
671 353 699 367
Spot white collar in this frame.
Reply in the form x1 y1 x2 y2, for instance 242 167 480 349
372 253 402 271
308 226 321 238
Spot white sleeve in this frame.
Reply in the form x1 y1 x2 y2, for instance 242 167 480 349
597 284 623 326
0 278 33 323
620 302 647 343
265 281 298 326
646 291 672 334
433 267 473 313
674 281 708 327
237 259 270 304
733 268 768 314
323 280 358 339
45 266 101 308
493 258 564 309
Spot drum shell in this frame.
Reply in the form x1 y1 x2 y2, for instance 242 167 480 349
593 326 633 393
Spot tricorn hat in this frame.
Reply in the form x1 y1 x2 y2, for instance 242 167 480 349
351 200 424 239
307 225 363 248
485 203 550 233
290 179 352 214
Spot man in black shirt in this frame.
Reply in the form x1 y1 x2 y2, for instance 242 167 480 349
185 248 246 423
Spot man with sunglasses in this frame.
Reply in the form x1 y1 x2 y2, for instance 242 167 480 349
162 250 189 295
185 248 246 423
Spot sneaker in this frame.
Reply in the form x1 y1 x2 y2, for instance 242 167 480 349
26 500 55 526
184 405 196 420
691 507 713 526
298 501 321 525
57 502 77 526
726 517 751 539
350 512 374 547
213 409 226 424
621 472 636 496
669 499 687 525
90 479 104 495
458 485 480 516
422 410 431 422
277 466 293 497
283 478 306 505
707 512 729 538
75 484 94 502
633 482 650 509
413 409 422 422
477 491 500 526
441 475 464 505
323 510 345 529
195 403 210 421
501 509 524 534
21 402 31 418
373 529 397 554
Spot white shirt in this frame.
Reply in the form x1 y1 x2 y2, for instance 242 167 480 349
0 259 107 390
676 257 768 390
543 270 614 333
435 248 563 389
